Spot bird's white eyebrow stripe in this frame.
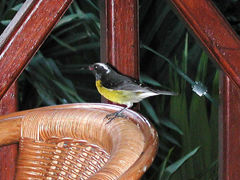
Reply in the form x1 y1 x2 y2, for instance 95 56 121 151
96 63 110 73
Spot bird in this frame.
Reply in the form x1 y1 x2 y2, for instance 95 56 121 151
88 62 177 124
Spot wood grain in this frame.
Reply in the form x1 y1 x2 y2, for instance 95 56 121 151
0 0 73 178
169 0 240 89
0 0 73 101
100 0 139 79
100 0 139 107
219 75 240 179
168 0 240 179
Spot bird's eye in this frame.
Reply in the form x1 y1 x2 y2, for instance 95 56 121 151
94 65 98 69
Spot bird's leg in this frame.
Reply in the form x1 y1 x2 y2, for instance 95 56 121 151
105 104 132 124
105 107 128 124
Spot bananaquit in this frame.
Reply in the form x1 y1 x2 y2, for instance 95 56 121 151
89 63 176 123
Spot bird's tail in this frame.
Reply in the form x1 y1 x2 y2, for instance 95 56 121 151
154 89 178 96
137 87 177 99
142 86 178 96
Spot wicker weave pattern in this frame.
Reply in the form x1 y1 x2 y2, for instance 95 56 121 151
0 104 158 179
17 137 110 179
16 108 146 179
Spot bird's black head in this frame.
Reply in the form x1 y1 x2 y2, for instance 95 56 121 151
89 63 112 80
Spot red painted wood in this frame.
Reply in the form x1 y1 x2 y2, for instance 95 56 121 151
0 0 73 178
100 0 139 107
0 0 73 101
100 0 139 79
168 0 240 179
169 0 240 89
219 75 240 180
0 83 18 180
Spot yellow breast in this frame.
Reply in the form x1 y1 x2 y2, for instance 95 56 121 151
96 80 132 105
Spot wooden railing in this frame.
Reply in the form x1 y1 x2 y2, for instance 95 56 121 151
0 0 239 179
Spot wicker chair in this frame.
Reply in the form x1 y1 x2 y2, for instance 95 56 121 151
0 103 158 179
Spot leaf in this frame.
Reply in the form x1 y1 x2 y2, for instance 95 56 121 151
162 131 181 147
50 35 77 52
84 0 99 11
209 71 219 160
160 119 183 135
143 1 171 45
141 74 162 87
159 148 174 180
24 54 85 105
141 100 160 125
11 3 23 11
0 20 10 26
189 52 212 179
55 14 79 28
161 147 200 180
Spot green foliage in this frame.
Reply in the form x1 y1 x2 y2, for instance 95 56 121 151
21 53 85 106
140 34 218 179
159 147 200 180
1 0 101 108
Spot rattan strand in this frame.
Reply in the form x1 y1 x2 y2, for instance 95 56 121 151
0 104 159 179
16 107 146 179
17 137 110 179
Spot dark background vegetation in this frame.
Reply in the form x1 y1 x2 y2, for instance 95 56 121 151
1 0 240 179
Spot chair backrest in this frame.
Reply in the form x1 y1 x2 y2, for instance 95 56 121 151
0 103 158 179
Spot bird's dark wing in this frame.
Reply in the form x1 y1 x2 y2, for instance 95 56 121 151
106 74 177 95
100 71 140 90
106 73 143 91
100 70 177 95
112 79 143 91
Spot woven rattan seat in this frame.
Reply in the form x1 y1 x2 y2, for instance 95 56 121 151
0 103 158 179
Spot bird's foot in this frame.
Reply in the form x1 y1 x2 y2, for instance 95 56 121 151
104 111 127 124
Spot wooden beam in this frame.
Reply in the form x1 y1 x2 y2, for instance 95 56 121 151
168 0 240 89
0 0 73 178
168 0 240 179
0 0 73 101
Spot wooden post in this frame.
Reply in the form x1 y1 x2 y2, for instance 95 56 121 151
219 75 240 179
0 0 73 178
100 0 139 79
168 0 240 179
99 0 139 107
